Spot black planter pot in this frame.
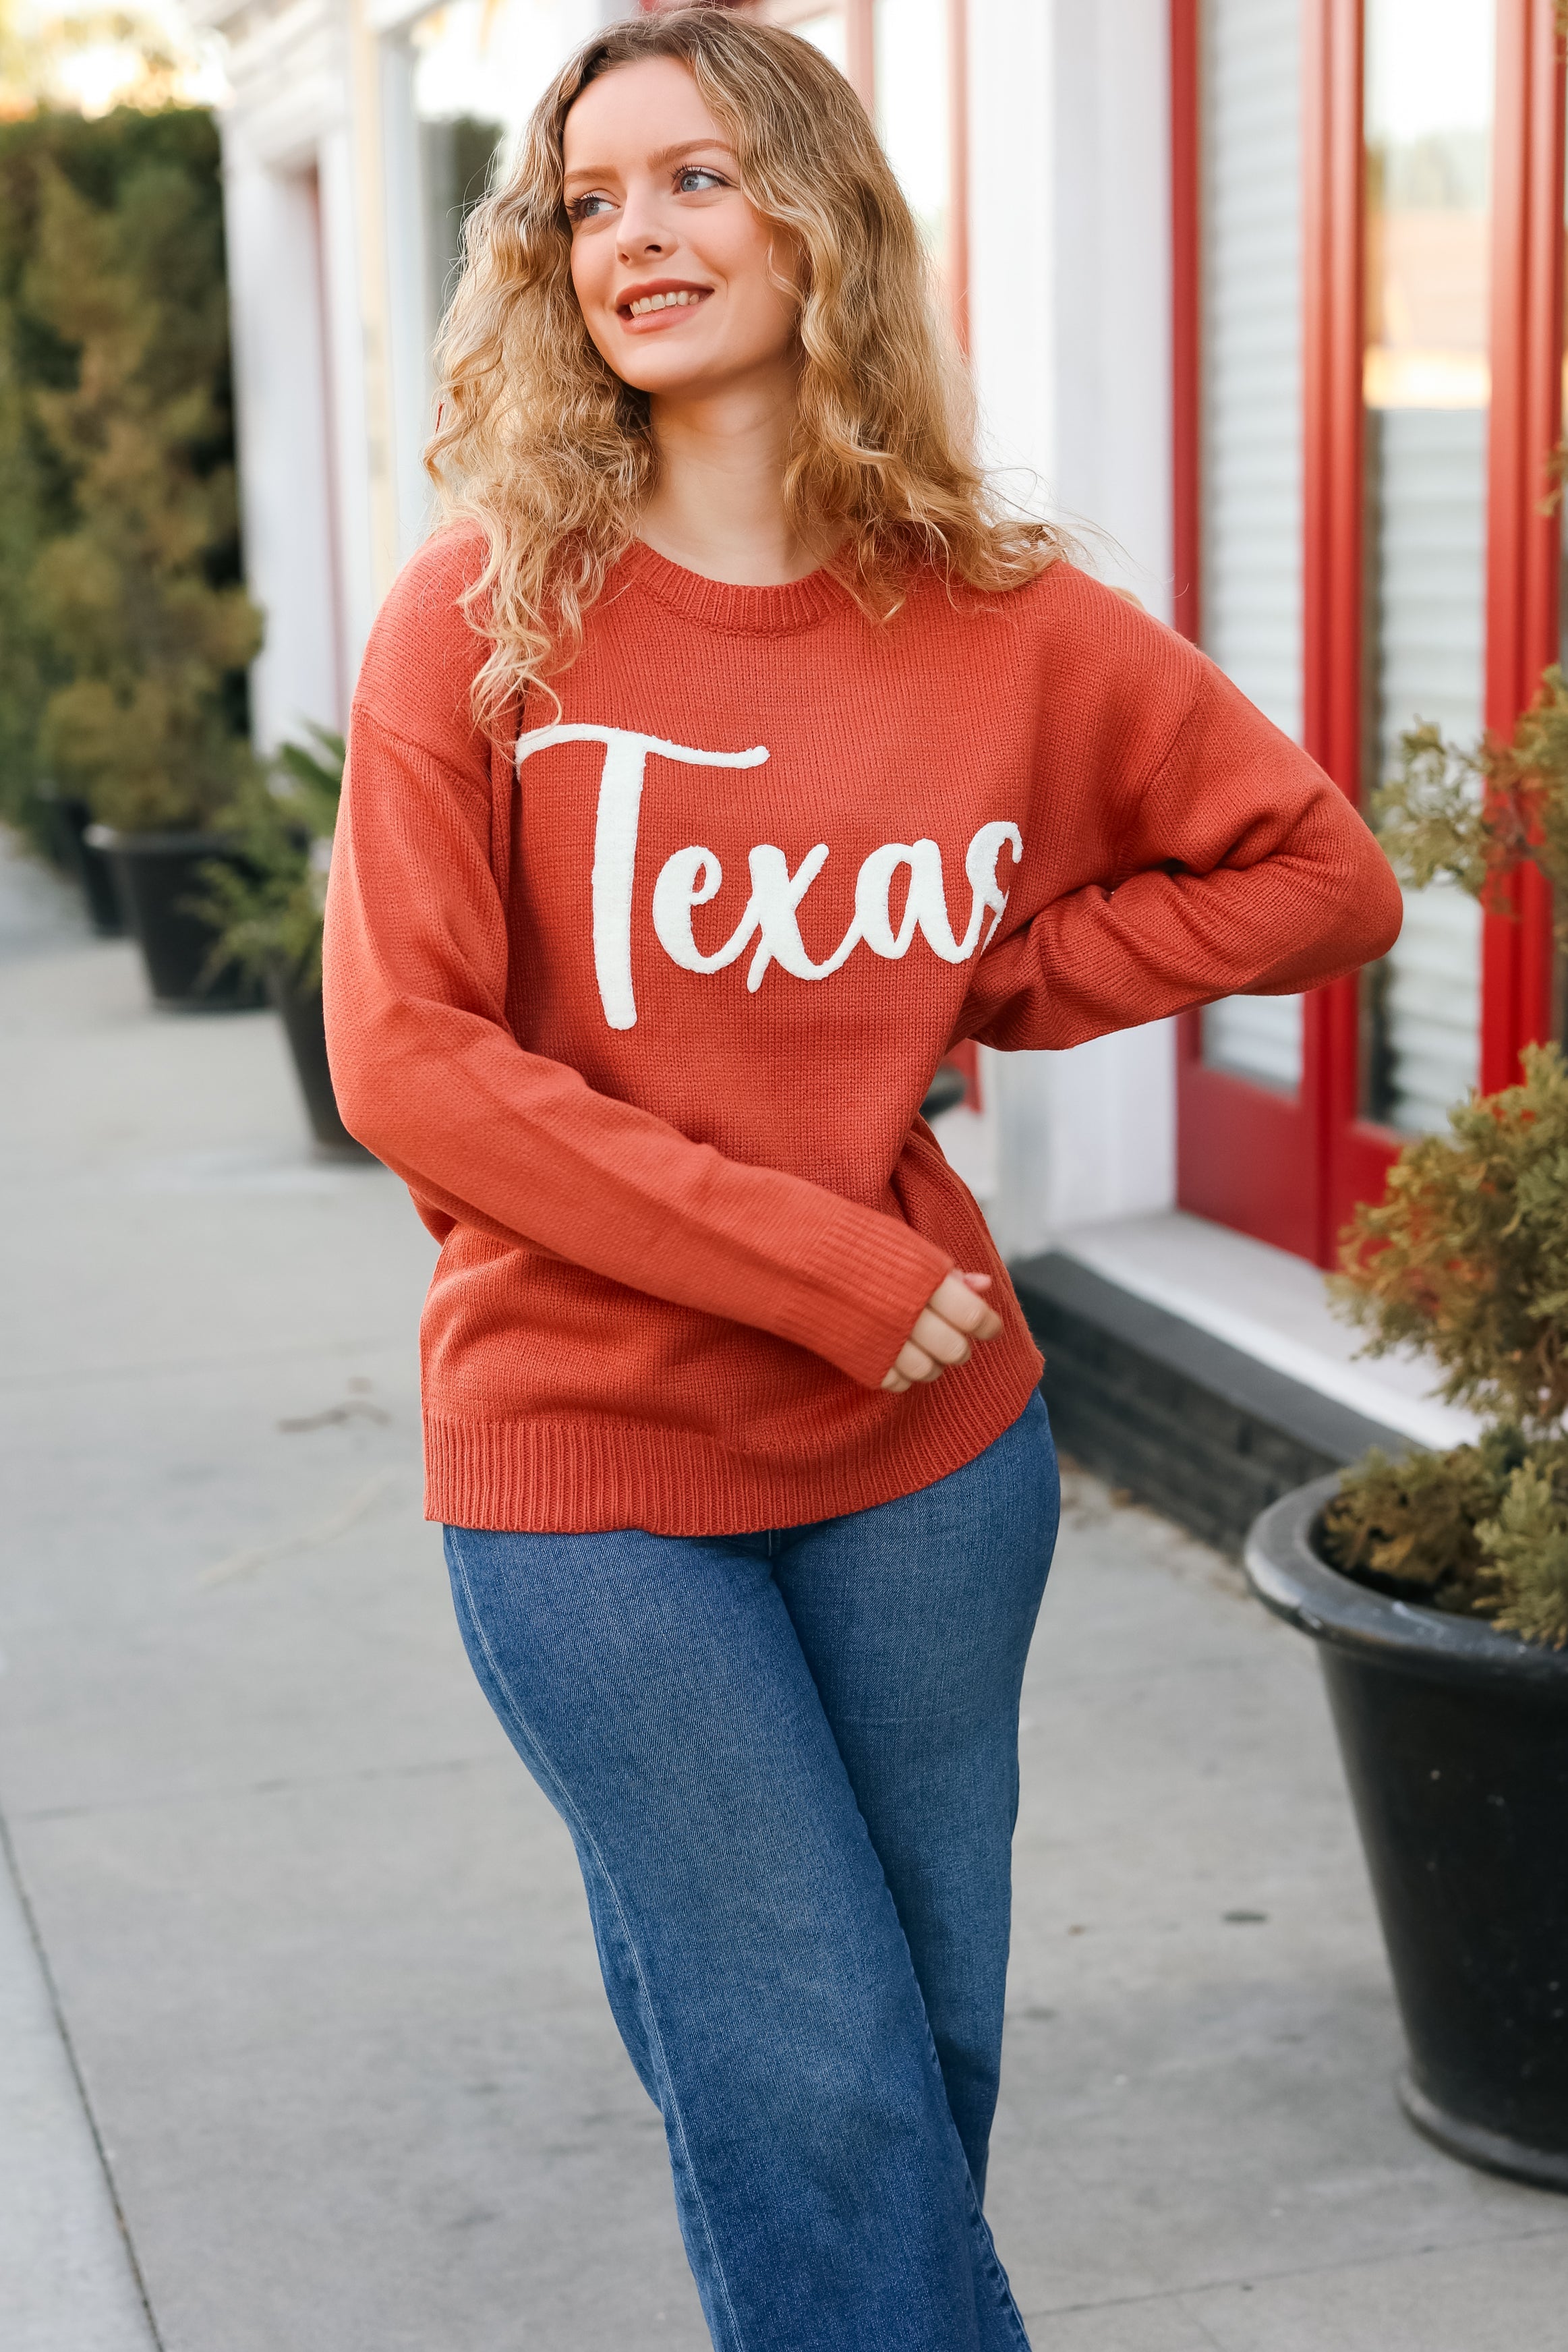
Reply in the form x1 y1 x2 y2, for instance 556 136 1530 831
1246 1475 1568 2193
88 828 266 1010
265 960 371 1159
35 784 125 936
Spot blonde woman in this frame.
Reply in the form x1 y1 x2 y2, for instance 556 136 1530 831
324 11 1399 2344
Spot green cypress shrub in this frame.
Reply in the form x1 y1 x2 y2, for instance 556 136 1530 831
0 108 260 839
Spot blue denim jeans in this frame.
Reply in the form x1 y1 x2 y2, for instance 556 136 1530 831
444 1389 1057 2351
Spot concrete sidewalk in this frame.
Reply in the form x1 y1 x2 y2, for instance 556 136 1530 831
1 838 1565 2352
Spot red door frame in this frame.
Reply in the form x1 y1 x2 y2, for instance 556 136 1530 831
1172 0 1565 1267
1480 0 1565 1091
1170 0 1324 1261
1307 0 1382 1250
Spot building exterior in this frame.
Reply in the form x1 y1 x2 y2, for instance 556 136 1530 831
203 0 1567 1466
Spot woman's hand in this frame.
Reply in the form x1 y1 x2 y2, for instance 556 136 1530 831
881 1271 1004 1394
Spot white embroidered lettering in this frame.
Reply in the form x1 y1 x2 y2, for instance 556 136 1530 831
654 843 851 989
515 722 1022 1023
964 821 1024 954
741 845 842 989
651 848 734 972
852 825 1020 963
515 724 767 1027
854 842 935 958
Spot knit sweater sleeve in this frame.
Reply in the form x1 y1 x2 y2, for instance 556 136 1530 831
958 628 1404 1052
323 704 951 1394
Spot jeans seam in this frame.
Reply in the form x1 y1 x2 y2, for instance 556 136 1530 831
908 1947 1030 2348
962 2173 1033 2347
446 1532 750 2352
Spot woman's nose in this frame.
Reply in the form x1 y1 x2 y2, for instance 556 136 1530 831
617 225 668 260
616 188 670 261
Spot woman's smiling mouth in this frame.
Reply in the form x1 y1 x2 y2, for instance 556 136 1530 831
616 281 713 326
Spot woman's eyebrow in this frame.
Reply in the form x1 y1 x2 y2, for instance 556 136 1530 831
647 138 737 169
562 138 737 190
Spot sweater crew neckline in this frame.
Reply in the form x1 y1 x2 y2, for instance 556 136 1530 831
619 540 847 635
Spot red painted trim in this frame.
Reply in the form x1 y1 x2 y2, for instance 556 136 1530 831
1170 0 1320 1257
947 0 970 352
1305 0 1386 1264
845 0 875 111
942 1038 981 1111
1176 1035 1323 1261
1169 0 1200 643
1174 0 1363 1265
1481 0 1564 1089
1300 0 1363 807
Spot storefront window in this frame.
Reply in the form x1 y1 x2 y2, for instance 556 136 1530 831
874 0 952 299
384 0 581 557
1360 0 1493 1132
759 0 958 320
1196 0 1304 1094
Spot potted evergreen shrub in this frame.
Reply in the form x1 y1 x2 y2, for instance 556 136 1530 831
15 119 264 1004
197 728 366 1156
1245 683 1568 2193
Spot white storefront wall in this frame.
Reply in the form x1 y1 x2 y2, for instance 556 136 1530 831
968 0 1177 1255
204 0 1180 1251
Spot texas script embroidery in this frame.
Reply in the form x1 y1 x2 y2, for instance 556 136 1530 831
517 724 1022 1031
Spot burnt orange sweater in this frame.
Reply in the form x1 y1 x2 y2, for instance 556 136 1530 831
324 532 1401 1534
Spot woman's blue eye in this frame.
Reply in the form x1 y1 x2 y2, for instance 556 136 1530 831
677 169 724 193
569 194 612 223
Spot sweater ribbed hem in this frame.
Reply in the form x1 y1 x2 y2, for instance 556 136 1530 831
425 1340 1045 1535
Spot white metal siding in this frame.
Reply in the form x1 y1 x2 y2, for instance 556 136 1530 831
1198 0 1306 1090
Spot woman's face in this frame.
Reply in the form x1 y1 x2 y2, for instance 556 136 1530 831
562 56 799 403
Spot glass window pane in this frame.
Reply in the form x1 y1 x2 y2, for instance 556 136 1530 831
1198 0 1305 1093
386 0 578 557
745 7 956 300
1361 0 1493 1132
410 0 562 314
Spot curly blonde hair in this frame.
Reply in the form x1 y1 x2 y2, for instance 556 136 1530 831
427 5 1065 726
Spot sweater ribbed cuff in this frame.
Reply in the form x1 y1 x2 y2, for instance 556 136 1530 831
795 1198 954 1387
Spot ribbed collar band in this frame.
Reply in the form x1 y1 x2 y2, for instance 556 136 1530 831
616 539 848 635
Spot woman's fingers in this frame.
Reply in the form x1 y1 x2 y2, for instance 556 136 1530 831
908 1306 972 1367
927 1271 1004 1342
881 1271 1006 1393
880 1339 940 1390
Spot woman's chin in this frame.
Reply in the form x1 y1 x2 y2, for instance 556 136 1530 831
614 349 797 411
613 356 730 403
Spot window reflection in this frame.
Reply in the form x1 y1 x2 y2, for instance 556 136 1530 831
874 0 952 300
1196 0 1305 1095
758 0 955 315
1361 0 1492 1133
385 0 580 558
